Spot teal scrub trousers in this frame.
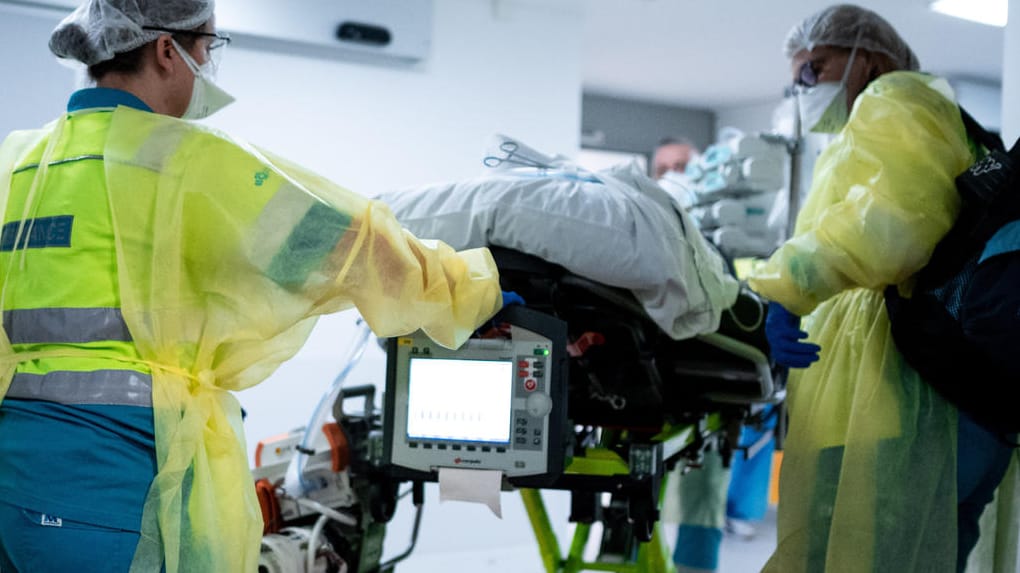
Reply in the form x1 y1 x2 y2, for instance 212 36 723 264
0 500 141 572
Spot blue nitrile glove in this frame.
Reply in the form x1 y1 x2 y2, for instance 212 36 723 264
765 302 821 368
502 290 526 308
476 291 527 337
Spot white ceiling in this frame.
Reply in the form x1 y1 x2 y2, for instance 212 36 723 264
581 0 1006 110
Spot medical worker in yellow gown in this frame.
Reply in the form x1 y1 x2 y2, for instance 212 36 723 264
0 1 509 571
749 4 1017 572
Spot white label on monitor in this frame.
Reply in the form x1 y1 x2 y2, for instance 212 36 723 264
406 358 513 444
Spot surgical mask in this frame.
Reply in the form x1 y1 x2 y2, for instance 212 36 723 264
659 169 689 187
795 38 861 135
172 39 235 120
658 170 696 209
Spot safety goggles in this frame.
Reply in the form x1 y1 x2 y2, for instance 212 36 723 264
794 60 820 89
786 60 820 98
145 26 231 74
143 26 232 53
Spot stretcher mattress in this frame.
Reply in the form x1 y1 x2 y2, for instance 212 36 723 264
376 138 740 339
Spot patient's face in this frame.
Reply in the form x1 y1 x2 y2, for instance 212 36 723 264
653 143 695 179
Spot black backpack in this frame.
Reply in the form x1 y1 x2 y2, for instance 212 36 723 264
884 110 1020 436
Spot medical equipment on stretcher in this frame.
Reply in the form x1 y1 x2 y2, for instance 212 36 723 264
252 251 780 573
384 306 569 484
682 132 791 258
254 383 401 573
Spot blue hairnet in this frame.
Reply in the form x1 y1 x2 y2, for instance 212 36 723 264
785 4 920 71
50 0 215 66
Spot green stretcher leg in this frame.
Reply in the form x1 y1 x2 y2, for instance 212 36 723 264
519 419 714 572
521 488 563 573
521 488 677 573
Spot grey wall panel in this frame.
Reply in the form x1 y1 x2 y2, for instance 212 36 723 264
581 93 715 156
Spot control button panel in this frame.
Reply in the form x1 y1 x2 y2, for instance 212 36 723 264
513 409 544 451
514 355 547 397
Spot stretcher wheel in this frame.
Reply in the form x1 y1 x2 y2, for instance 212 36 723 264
598 502 635 559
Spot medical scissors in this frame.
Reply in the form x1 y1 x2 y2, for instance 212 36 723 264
483 140 552 169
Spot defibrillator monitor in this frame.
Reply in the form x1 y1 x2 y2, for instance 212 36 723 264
405 357 514 444
384 306 567 483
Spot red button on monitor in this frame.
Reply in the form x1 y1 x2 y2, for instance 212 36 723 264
524 379 537 392
518 360 530 368
518 370 530 378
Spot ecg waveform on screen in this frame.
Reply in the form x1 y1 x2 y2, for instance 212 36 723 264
412 409 485 423
407 405 506 441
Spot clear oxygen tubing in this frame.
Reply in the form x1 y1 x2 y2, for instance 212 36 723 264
726 285 766 333
284 317 373 494
304 501 358 573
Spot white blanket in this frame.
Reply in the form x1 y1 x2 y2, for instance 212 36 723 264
376 146 740 340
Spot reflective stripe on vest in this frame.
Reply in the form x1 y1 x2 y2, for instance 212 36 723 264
6 370 151 407
3 307 132 345
11 154 104 176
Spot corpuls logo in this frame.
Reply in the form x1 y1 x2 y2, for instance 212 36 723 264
454 457 482 465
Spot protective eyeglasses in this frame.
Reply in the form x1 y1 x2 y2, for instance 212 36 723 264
795 60 820 89
143 26 232 53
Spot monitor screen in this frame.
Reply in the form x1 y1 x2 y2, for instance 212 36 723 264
406 357 514 444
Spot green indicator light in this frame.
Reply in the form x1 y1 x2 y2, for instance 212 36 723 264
534 348 549 356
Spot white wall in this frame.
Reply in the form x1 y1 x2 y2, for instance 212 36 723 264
0 0 582 565
0 5 79 135
1004 0 1020 143
951 78 1003 133
715 98 783 139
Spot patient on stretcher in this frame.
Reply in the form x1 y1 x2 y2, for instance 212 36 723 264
376 135 741 341
376 136 773 427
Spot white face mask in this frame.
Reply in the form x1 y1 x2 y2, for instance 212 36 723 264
658 170 697 209
172 39 235 120
795 40 861 135
797 82 848 135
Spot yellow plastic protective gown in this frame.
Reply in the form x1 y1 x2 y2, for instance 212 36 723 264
0 106 502 572
0 125 53 399
748 72 975 573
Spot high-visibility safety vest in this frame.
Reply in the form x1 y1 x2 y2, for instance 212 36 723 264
0 99 502 572
1 93 151 409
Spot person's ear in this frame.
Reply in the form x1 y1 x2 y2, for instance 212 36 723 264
867 56 883 83
850 51 879 89
869 52 898 81
868 67 880 83
153 35 177 76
